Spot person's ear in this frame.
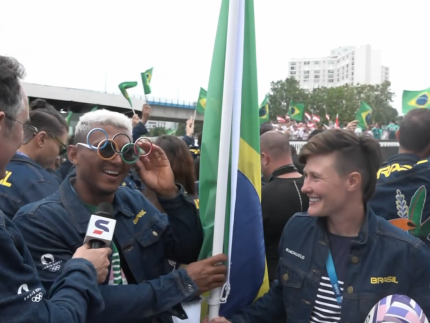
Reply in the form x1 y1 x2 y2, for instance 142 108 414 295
68 145 78 165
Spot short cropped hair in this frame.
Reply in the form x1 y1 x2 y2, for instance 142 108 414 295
260 123 273 136
0 56 26 128
74 109 132 144
299 129 382 203
398 109 430 154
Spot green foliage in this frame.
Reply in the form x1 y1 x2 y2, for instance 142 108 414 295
268 78 397 125
148 127 167 137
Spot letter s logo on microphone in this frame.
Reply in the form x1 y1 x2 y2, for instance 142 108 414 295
93 219 110 235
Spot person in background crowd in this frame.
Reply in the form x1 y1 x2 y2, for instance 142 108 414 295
58 135 75 180
131 103 151 140
0 55 111 323
386 120 399 140
209 129 430 323
14 109 226 323
260 131 309 283
144 135 199 212
372 123 382 140
194 156 200 192
260 123 274 186
182 116 195 147
290 145 304 174
0 99 68 219
46 156 63 184
369 109 430 245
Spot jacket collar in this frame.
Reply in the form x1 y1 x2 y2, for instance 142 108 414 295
60 174 135 234
12 153 44 169
383 153 421 167
316 206 376 247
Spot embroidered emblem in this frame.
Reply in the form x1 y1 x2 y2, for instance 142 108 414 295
389 186 430 240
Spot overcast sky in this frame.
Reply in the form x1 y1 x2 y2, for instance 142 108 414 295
1 0 429 113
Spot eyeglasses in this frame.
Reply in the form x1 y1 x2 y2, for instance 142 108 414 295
76 128 153 164
5 116 38 144
47 132 68 156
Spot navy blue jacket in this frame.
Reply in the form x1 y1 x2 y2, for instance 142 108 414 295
0 209 104 322
230 209 430 323
369 153 430 244
0 153 60 220
13 175 203 323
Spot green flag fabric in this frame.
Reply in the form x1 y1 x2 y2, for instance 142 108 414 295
198 0 269 316
196 87 207 114
166 129 176 135
65 111 73 126
118 82 138 107
91 106 98 112
141 68 153 95
289 100 304 121
402 88 430 115
356 101 372 130
259 95 269 124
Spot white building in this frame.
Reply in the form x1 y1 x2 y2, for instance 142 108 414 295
288 45 389 91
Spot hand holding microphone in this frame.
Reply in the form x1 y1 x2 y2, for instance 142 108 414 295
73 203 117 283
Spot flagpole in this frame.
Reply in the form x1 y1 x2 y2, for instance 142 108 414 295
208 0 242 320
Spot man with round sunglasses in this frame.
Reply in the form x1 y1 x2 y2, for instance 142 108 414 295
14 109 227 323
0 100 69 219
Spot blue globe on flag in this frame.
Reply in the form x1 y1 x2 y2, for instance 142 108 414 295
364 295 428 323
415 94 429 107
365 112 372 125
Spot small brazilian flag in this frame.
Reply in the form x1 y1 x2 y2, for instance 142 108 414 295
65 111 73 126
289 100 304 121
259 95 269 124
356 101 372 130
402 88 430 114
196 87 207 114
119 82 138 107
141 68 153 95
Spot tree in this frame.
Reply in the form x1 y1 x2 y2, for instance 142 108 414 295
148 127 167 137
268 78 397 126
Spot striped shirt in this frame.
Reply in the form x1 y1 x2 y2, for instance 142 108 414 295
310 276 343 322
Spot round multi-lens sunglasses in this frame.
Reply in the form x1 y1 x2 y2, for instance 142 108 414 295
76 128 153 164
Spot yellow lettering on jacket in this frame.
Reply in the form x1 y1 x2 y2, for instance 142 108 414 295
0 171 12 187
194 199 200 209
370 276 398 284
377 164 412 179
133 210 146 225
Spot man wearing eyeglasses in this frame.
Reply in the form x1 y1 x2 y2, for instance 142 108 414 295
0 56 114 322
0 99 69 219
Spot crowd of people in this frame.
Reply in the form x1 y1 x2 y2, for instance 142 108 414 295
2 54 430 323
273 119 400 141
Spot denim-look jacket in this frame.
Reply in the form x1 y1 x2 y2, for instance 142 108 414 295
13 175 204 323
230 209 430 323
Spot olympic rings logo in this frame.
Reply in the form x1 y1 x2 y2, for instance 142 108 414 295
32 293 43 302
48 265 61 272
76 128 153 164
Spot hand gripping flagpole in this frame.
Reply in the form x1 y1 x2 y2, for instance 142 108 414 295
208 0 243 320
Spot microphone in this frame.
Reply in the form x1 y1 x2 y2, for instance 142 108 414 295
84 203 116 249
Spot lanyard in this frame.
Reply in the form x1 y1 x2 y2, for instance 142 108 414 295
326 250 343 306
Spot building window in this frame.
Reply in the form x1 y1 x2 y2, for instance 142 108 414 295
290 71 296 75
315 70 320 74
304 71 309 74
328 79 334 83
304 61 310 65
304 75 309 79
303 79 309 82
315 75 320 79
290 66 295 70
314 61 320 65
291 62 296 65
328 70 334 74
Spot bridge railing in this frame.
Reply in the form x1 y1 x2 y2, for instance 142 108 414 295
131 95 197 109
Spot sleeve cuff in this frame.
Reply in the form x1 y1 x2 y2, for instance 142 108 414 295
157 184 187 207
